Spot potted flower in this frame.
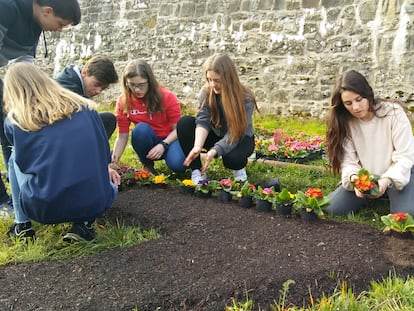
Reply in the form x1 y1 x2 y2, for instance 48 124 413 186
112 163 137 191
295 187 329 220
195 179 218 198
180 179 195 195
237 181 256 208
152 174 168 187
217 178 241 203
134 170 153 185
351 168 380 197
254 186 275 212
274 188 295 215
381 213 414 239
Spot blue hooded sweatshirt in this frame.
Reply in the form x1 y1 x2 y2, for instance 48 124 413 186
4 108 117 224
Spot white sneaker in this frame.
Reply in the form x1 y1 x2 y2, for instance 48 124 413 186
191 169 207 184
233 168 247 181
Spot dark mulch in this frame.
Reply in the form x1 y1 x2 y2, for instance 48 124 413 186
1 186 414 311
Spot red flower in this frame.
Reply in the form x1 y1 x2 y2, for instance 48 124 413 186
392 213 408 222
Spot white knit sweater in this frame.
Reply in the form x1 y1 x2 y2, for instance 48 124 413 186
341 101 414 191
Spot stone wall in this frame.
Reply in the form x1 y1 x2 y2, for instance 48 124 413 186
8 0 414 117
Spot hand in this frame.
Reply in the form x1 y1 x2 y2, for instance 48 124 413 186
201 149 217 175
147 144 165 160
109 162 120 171
183 146 202 167
108 167 121 186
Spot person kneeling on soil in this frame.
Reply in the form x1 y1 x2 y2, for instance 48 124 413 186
325 69 414 216
3 63 120 242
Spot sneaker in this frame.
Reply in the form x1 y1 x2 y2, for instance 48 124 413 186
233 168 247 181
191 169 207 185
63 222 96 242
0 198 13 219
7 222 35 239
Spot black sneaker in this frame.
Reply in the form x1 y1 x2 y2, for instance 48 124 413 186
63 222 96 242
7 222 35 239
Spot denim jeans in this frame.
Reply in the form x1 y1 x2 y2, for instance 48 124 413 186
131 122 186 172
8 151 119 224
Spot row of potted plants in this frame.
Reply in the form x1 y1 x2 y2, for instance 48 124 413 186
179 177 330 220
117 164 414 237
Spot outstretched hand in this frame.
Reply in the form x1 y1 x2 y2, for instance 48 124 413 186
183 146 202 167
201 149 217 175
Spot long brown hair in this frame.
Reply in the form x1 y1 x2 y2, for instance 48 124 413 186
326 70 376 174
120 59 163 114
200 53 257 143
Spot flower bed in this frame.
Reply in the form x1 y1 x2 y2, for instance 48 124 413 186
255 128 326 163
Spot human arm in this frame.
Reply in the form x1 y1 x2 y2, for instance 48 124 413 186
183 126 209 167
379 106 414 190
147 89 181 160
111 133 129 164
146 125 179 160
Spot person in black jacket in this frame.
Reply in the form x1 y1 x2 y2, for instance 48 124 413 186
0 0 81 217
55 56 119 139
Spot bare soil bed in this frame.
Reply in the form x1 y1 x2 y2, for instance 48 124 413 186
1 186 414 310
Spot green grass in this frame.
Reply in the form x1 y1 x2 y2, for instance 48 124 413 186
1 110 409 310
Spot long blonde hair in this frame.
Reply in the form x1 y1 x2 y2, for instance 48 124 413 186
3 62 96 131
201 53 257 143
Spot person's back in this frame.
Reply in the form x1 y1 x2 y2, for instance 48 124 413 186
0 0 82 216
3 62 118 241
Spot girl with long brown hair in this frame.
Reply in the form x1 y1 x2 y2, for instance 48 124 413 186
326 69 414 216
177 53 258 183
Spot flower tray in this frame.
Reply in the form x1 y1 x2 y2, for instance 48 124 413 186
256 149 324 164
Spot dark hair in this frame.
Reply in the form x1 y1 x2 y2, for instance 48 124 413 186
326 70 376 174
121 59 163 114
84 56 118 85
36 0 81 25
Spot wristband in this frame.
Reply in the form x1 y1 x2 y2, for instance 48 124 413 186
160 141 169 151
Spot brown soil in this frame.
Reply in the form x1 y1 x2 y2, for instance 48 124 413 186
1 186 414 311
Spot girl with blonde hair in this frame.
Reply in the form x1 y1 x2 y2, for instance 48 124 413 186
3 62 119 241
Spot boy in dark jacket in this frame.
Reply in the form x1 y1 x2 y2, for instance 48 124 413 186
0 0 81 216
56 56 119 139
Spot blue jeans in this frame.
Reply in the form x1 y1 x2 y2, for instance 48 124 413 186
131 122 186 172
8 151 118 224
326 166 414 216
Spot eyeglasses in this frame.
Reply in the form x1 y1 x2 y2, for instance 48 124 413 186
127 81 148 91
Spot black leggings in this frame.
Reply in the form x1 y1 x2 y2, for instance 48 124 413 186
176 115 254 170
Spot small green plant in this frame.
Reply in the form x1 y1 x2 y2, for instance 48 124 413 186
254 186 276 202
237 181 257 198
274 188 295 205
295 187 330 216
381 213 414 233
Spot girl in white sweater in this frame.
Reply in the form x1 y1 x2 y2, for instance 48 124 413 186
326 69 414 215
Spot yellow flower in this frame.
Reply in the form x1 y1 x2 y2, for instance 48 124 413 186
152 175 166 184
182 179 195 187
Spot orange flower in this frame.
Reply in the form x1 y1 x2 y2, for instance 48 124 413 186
305 187 324 199
134 170 151 180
